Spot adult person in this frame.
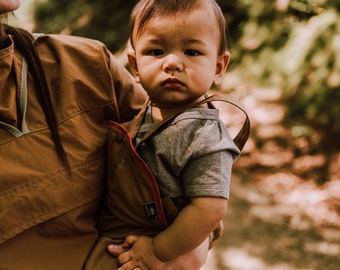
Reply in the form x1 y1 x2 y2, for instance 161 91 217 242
0 1 148 269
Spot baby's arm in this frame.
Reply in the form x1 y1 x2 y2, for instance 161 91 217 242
112 197 228 270
153 197 227 260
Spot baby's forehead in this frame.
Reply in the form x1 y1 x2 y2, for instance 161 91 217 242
131 1 225 52
136 8 218 36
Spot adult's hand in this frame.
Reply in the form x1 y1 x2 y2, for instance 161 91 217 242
107 242 130 257
107 235 165 270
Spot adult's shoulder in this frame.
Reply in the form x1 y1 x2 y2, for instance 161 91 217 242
34 33 105 48
33 33 115 77
33 34 110 60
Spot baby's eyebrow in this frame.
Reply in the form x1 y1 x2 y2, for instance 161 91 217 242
184 39 206 45
144 38 165 44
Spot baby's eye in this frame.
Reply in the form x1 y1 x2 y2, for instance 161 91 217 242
148 49 164 56
185 50 200 56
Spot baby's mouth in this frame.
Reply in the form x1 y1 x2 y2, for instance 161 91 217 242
161 78 185 89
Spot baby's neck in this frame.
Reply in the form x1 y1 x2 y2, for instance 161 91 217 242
151 106 180 123
151 96 208 123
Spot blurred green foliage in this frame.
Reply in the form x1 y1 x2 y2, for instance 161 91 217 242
219 0 340 151
33 0 135 52
33 0 340 150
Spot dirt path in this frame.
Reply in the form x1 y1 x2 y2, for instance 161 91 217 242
202 174 340 270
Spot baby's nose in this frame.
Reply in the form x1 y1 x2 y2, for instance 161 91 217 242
162 54 183 73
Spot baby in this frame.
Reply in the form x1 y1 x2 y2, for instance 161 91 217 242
113 0 241 269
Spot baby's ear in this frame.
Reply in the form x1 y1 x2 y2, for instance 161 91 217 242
128 51 140 83
214 51 230 85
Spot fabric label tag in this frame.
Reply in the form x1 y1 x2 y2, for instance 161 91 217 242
144 202 158 219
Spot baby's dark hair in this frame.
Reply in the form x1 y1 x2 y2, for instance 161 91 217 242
130 0 227 55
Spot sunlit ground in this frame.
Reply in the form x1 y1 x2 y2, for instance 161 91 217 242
202 175 340 270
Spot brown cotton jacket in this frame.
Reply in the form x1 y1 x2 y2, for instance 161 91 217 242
0 33 147 270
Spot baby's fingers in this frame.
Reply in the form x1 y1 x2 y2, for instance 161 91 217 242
117 260 142 270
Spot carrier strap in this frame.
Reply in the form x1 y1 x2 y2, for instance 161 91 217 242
135 93 250 151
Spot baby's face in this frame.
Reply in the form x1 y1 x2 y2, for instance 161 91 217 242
129 6 228 108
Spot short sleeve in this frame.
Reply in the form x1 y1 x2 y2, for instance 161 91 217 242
163 109 240 198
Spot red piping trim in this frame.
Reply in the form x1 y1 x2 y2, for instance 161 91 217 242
109 121 168 228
